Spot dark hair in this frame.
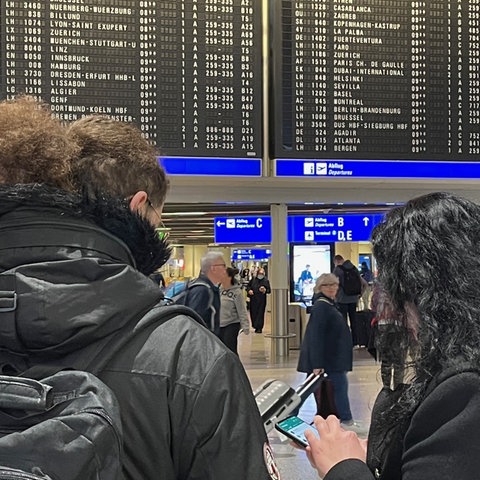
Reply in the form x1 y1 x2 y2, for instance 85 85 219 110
226 267 240 286
334 254 344 262
67 115 169 206
371 192 480 426
0 95 78 189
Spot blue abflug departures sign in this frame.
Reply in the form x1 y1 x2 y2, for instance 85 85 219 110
288 214 385 243
214 214 384 244
214 216 271 244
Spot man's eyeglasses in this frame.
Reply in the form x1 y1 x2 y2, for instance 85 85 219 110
125 194 169 240
155 224 170 241
212 263 226 267
147 199 162 224
320 283 338 287
146 199 170 240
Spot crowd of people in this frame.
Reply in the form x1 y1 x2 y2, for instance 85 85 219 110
2 94 480 480
0 95 278 480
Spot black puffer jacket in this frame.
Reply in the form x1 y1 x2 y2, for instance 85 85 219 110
0 185 277 480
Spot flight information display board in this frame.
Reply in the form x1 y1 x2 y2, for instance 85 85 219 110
0 0 263 174
271 0 480 160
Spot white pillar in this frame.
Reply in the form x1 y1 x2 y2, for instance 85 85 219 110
269 204 290 357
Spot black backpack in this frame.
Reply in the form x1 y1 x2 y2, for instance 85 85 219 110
0 303 192 480
0 370 123 480
340 265 362 295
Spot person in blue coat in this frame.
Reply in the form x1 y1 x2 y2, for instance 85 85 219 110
298 273 355 427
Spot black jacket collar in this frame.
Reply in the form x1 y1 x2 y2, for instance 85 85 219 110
0 184 171 276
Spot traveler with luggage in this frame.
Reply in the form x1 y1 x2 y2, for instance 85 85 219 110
298 273 363 433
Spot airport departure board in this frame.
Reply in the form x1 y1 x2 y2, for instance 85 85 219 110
272 0 480 159
0 0 263 160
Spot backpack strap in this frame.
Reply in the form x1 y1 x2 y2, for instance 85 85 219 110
185 281 215 331
19 364 65 380
20 303 205 379
316 297 333 305
85 303 201 374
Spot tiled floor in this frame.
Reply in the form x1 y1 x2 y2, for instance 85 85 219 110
238 314 383 480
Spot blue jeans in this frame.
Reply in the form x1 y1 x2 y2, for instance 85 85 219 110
326 371 353 423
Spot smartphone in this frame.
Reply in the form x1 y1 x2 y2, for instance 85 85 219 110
275 415 319 448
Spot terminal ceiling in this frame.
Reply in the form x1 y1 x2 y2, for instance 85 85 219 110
162 176 480 245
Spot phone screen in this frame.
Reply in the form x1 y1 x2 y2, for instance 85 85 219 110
275 416 319 448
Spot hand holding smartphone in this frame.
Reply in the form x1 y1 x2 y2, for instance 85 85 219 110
275 415 319 448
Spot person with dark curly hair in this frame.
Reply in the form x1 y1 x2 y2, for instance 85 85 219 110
67 115 169 222
305 192 480 480
0 95 78 189
0 96 279 480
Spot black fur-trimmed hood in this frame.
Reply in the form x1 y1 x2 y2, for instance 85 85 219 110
0 184 171 275
0 183 170 359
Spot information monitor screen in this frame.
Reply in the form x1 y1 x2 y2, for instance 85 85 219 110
271 0 480 160
0 0 263 171
290 243 333 305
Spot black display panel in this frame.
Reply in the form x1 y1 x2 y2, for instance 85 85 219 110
0 0 263 159
271 0 480 159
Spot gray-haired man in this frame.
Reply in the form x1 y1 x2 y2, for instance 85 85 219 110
184 251 227 336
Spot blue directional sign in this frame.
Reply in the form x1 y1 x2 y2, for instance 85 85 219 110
232 249 272 261
275 159 480 180
214 216 271 244
288 214 385 243
215 214 385 244
160 157 262 176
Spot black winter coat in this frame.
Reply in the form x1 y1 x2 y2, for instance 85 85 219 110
297 294 353 373
0 185 278 480
247 276 271 306
324 365 480 480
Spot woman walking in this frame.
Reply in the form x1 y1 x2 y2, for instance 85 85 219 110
220 267 250 354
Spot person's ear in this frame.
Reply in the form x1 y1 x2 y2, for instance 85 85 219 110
128 191 149 213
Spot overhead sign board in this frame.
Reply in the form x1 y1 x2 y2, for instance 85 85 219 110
160 157 262 176
215 214 385 244
232 249 272 261
275 159 480 180
214 216 271 244
288 214 385 243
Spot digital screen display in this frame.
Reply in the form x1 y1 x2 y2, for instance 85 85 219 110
271 0 480 160
0 0 263 171
290 243 333 304
3 0 476 178
276 416 319 447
